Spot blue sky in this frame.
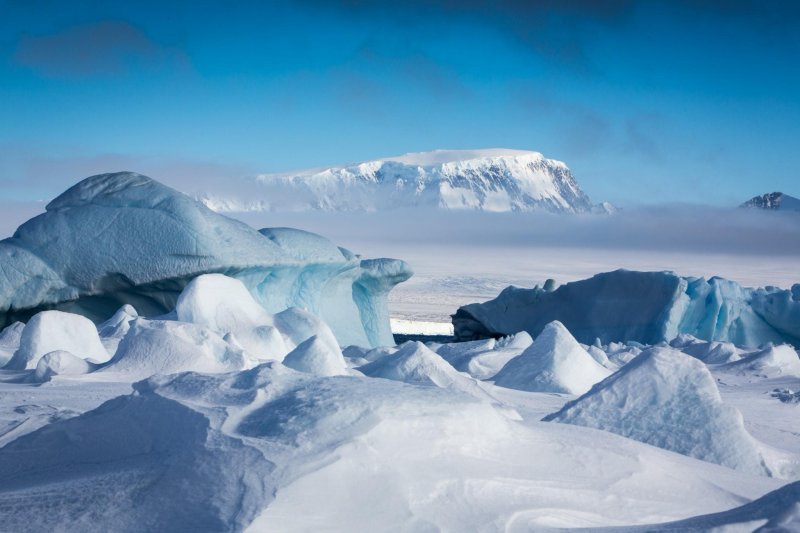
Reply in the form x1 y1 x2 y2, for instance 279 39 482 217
0 0 798 206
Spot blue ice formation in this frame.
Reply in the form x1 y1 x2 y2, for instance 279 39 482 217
0 172 411 347
453 269 800 348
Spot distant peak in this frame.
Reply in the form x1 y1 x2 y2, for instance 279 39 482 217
741 191 800 211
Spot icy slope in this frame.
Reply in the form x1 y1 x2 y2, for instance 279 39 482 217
453 269 800 348
0 172 411 347
493 321 611 394
544 347 772 476
0 363 782 532
202 149 610 213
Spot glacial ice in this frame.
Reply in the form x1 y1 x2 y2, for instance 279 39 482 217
544 347 772 476
0 172 411 347
453 269 800 348
493 321 611 395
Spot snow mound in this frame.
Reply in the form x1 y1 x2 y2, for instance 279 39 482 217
454 269 800 348
273 307 341 356
358 341 490 399
719 344 800 378
0 172 411 348
0 321 24 367
435 332 533 380
99 319 247 379
34 350 95 382
204 148 611 214
670 334 743 364
282 335 348 377
493 321 611 394
5 310 110 370
175 274 288 360
544 347 771 476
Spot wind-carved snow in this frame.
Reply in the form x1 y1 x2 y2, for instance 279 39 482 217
201 149 612 214
493 321 611 395
0 172 411 347
544 347 773 477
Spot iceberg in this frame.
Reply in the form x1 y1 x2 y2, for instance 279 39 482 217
453 269 800 348
0 172 411 347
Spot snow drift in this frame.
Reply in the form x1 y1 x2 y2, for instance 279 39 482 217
493 321 611 394
544 347 771 476
0 172 411 347
453 269 800 348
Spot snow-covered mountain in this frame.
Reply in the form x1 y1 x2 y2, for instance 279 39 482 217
741 191 800 211
201 149 612 214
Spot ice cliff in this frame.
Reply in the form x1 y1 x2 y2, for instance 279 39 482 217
453 269 800 348
0 172 411 347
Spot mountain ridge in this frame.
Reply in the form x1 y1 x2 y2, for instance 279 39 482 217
201 149 612 214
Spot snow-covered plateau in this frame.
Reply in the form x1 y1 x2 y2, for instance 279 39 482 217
200 148 614 214
0 173 798 531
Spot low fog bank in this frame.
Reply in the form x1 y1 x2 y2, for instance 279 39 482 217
0 201 796 294
231 206 800 258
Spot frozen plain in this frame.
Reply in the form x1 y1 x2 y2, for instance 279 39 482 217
0 178 798 531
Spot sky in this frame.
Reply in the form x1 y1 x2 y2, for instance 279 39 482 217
1 0 799 207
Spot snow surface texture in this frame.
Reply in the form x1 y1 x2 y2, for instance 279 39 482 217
741 191 800 211
454 269 800 348
0 172 411 347
605 479 800 532
544 347 773 476
202 149 613 214
0 362 783 532
493 321 611 394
